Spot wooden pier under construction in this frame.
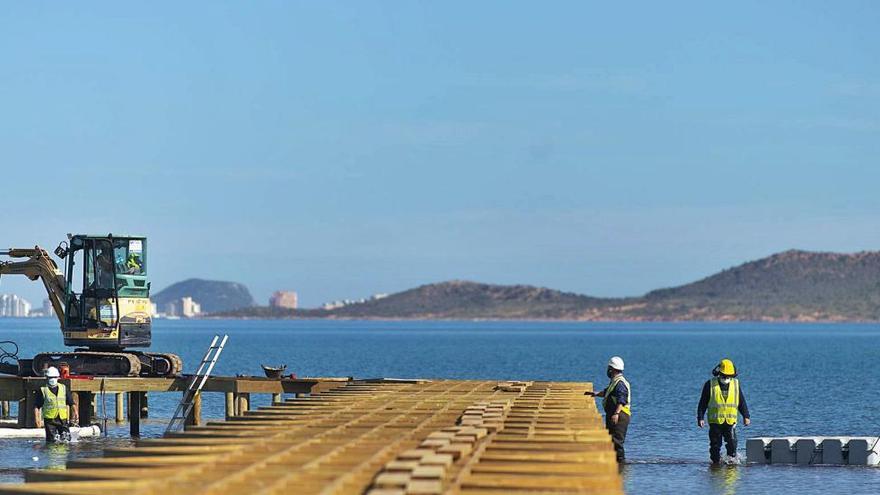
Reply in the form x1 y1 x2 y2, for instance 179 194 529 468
0 378 623 495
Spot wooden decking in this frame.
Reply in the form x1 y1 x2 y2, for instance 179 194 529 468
0 379 623 495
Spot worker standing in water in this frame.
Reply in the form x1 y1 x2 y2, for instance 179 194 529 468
585 356 630 463
34 367 78 443
697 359 750 464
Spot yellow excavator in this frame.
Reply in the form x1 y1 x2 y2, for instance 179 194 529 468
0 233 181 377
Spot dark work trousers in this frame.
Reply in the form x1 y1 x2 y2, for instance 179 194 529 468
605 412 630 463
43 418 70 443
708 422 737 463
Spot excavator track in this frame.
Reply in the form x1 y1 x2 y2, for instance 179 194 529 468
33 351 141 377
141 352 183 376
32 351 183 377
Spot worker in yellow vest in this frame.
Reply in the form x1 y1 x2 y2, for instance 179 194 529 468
585 356 630 463
33 367 78 443
697 359 750 464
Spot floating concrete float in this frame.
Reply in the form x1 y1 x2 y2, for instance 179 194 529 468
0 425 101 439
747 437 880 465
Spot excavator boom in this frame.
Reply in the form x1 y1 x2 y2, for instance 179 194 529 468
0 247 67 326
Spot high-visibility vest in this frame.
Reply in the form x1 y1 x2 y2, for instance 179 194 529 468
707 378 739 425
40 384 69 420
603 375 631 416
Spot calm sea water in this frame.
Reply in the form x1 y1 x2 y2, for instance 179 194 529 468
1 318 879 494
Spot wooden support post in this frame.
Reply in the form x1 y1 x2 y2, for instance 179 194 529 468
235 393 249 416
140 392 149 418
17 399 26 427
91 393 98 418
128 391 141 437
185 391 202 428
1 400 9 418
77 392 93 426
272 393 282 404
115 393 125 423
25 390 37 428
225 392 235 420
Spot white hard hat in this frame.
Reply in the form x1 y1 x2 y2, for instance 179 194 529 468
607 356 624 371
45 366 60 378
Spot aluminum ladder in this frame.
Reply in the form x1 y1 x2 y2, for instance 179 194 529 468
165 334 228 434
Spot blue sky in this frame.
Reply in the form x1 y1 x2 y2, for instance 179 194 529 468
1 2 878 307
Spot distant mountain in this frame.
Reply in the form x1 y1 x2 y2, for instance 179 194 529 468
153 278 255 314
308 250 880 321
634 250 880 321
307 280 611 319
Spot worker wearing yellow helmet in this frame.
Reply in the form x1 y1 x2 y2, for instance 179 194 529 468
697 359 751 465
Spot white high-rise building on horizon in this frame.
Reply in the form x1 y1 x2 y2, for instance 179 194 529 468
0 294 32 317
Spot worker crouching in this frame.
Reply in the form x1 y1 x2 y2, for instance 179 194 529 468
34 366 79 443
586 356 630 463
697 359 750 464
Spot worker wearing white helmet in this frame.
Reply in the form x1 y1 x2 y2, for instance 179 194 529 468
585 356 631 463
34 366 77 442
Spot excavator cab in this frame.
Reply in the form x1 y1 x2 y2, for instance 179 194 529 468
63 234 152 349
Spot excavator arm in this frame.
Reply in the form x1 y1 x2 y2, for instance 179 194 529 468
0 247 67 327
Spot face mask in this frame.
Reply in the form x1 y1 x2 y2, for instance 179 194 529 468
606 369 615 378
47 377 58 387
719 377 731 385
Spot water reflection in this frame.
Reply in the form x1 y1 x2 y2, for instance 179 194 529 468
42 443 70 471
708 465 741 495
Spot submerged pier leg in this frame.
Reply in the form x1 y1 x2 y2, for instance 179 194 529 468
128 391 141 437
77 392 93 426
1 400 9 418
272 393 282 404
225 392 234 420
17 399 26 427
140 392 149 418
115 393 125 422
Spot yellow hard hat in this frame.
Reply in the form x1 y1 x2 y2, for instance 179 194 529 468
718 359 736 376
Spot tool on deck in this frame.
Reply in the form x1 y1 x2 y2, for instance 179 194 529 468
165 335 228 434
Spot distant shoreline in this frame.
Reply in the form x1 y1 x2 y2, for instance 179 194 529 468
191 315 880 324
